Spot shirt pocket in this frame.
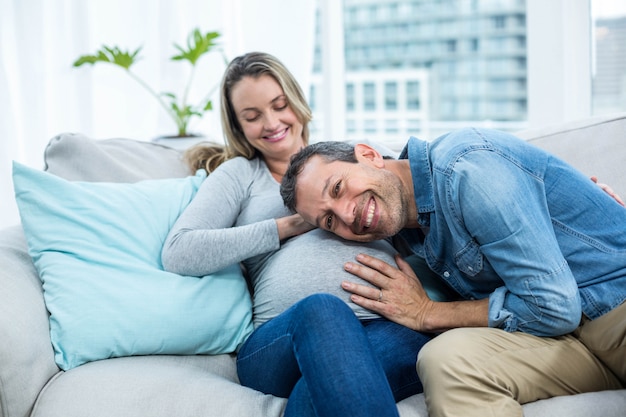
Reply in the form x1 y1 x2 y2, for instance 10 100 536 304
454 241 483 277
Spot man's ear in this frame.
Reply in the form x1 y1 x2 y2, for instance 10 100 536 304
354 143 385 168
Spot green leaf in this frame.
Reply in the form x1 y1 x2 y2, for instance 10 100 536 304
170 28 220 65
72 27 222 137
73 45 142 70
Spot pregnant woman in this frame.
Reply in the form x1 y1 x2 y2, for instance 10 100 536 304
162 51 433 417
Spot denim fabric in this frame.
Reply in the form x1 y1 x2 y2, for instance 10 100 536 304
399 128 626 336
236 294 431 417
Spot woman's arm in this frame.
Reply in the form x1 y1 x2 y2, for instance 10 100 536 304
276 213 316 241
162 159 282 276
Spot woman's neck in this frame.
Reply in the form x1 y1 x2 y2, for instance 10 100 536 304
264 158 289 182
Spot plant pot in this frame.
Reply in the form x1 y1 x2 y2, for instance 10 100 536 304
151 134 208 150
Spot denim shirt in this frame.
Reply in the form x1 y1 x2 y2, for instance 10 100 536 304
398 128 626 337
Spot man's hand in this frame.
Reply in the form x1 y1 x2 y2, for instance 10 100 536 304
342 253 436 331
342 253 489 332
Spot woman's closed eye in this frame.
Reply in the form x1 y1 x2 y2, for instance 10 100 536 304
273 96 289 112
240 111 261 123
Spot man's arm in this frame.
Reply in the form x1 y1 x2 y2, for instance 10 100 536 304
342 253 488 332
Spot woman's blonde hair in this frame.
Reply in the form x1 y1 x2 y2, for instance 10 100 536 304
184 51 312 174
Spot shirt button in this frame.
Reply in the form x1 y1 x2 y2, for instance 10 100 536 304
443 271 450 277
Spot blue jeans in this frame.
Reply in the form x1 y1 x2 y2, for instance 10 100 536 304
236 294 432 417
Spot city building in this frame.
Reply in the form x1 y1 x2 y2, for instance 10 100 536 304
593 16 626 114
309 0 529 145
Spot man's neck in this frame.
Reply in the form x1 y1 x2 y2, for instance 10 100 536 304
386 159 419 228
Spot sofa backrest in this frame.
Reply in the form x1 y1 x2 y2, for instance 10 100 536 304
44 132 191 182
516 112 626 199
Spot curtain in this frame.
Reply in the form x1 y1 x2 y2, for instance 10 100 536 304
0 0 316 229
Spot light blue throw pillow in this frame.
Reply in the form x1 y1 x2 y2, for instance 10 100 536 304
13 162 254 370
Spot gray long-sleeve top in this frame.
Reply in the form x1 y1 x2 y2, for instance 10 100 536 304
162 156 396 327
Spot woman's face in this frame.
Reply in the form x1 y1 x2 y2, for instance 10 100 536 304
230 74 305 161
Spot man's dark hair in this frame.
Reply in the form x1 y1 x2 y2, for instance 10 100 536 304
280 141 357 212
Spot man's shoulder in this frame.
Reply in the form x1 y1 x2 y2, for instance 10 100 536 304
428 127 536 165
430 128 491 153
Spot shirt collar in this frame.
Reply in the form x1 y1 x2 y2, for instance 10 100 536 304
399 136 435 226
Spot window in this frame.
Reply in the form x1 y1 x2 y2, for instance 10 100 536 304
363 82 376 111
385 81 398 110
407 81 421 110
407 119 422 132
470 38 479 52
385 119 399 134
314 0 624 146
592 0 626 115
309 85 317 111
347 119 357 134
364 119 377 134
346 83 355 112
493 16 506 29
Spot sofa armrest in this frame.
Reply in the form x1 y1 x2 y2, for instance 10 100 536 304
0 226 59 417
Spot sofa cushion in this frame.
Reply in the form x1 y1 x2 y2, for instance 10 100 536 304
44 132 190 182
31 355 288 417
13 162 254 370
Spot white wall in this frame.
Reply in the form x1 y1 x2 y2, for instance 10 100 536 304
0 0 315 229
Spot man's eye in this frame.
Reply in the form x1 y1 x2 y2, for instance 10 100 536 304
333 181 341 196
325 214 333 230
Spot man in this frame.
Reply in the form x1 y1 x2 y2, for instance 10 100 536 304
280 128 626 417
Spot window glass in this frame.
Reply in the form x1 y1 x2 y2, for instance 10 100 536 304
592 0 626 115
363 82 376 111
309 84 317 112
407 81 421 110
385 119 399 134
385 81 398 110
346 83 355 112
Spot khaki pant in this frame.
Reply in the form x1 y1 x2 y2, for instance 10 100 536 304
416 301 626 417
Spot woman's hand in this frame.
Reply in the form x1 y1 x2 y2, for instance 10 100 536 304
592 176 625 207
276 213 316 240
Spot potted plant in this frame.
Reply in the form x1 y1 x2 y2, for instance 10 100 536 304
73 28 226 138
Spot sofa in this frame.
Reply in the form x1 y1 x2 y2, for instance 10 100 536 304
1 113 625 417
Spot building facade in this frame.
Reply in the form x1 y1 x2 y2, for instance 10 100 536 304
309 0 528 144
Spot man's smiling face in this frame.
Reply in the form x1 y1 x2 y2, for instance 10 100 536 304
294 151 408 242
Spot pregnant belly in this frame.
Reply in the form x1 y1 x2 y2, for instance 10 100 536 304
251 229 398 327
